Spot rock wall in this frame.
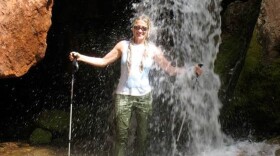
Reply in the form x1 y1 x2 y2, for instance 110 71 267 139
219 0 280 138
0 0 53 78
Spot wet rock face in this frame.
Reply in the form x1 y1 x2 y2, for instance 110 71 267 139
0 0 53 78
258 0 280 59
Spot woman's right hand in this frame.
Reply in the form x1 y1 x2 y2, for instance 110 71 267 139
69 51 80 61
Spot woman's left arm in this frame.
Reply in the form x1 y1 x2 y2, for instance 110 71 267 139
153 47 202 76
154 49 180 76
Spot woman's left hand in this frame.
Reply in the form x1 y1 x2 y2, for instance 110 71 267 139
195 64 203 76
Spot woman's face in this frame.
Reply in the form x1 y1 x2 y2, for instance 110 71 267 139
132 19 149 43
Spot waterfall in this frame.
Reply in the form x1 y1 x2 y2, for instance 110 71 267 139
132 0 279 156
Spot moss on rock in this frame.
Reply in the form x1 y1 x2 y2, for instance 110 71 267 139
29 128 52 145
36 110 69 134
215 34 245 85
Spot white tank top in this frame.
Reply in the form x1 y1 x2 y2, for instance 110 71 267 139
115 40 157 96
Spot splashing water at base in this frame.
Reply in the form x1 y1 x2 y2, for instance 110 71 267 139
133 0 279 156
200 141 279 156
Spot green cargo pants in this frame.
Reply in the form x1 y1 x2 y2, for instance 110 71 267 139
113 93 152 156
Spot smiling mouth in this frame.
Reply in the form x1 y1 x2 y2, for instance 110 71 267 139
136 32 145 36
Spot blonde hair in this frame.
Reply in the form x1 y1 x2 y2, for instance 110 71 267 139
127 15 151 73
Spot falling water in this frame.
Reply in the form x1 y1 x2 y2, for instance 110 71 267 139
132 0 279 156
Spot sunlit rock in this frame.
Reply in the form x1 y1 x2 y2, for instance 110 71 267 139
0 0 53 78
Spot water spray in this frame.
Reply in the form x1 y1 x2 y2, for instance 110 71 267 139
176 63 203 142
68 55 79 156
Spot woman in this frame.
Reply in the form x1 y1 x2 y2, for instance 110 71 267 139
69 15 202 156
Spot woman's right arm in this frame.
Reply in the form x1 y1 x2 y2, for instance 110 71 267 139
73 49 121 68
69 41 124 68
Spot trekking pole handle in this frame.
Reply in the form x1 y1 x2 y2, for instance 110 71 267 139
73 59 79 71
71 52 79 72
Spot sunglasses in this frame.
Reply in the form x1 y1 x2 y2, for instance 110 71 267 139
133 25 148 31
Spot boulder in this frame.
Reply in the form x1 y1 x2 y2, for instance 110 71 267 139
36 110 69 134
0 0 53 78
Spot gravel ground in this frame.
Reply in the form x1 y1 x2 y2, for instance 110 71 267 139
0 142 67 156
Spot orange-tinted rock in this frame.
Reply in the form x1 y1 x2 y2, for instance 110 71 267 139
0 0 53 78
258 0 280 59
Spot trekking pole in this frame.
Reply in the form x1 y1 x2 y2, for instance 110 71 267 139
68 56 79 156
177 113 187 142
177 63 203 142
